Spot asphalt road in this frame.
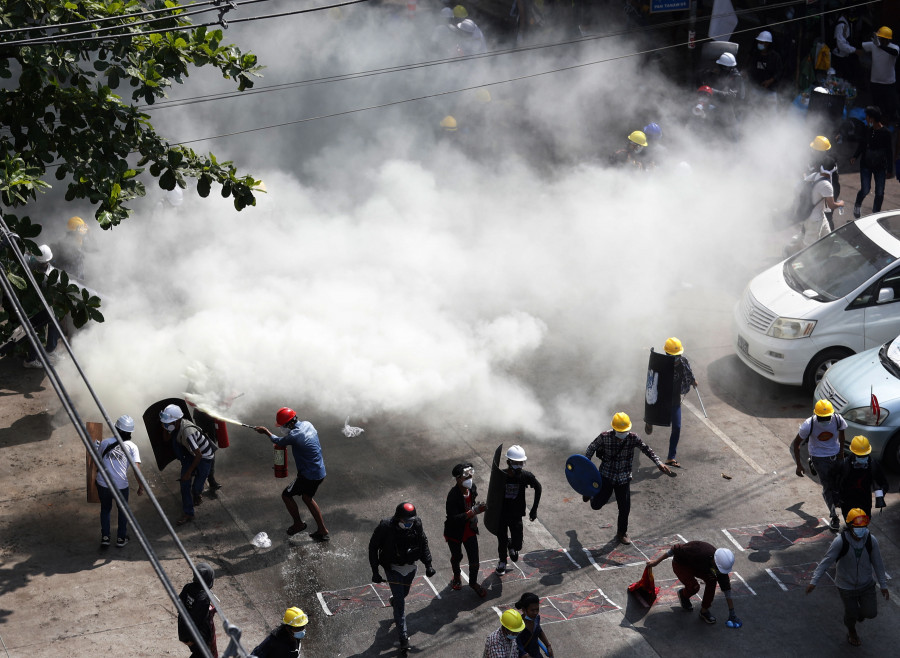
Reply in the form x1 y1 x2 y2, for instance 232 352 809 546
2 170 900 658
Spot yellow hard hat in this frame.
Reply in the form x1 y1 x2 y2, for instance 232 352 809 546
664 337 684 356
628 130 648 147
849 435 871 456
876 26 893 40
67 216 88 233
845 508 869 527
611 412 632 433
452 5 467 18
810 136 832 152
440 115 458 131
814 399 834 417
500 608 526 633
282 607 308 627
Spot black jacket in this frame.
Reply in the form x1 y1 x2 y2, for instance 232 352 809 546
443 483 480 541
500 469 542 520
177 582 214 646
251 626 300 658
368 518 433 573
834 457 889 507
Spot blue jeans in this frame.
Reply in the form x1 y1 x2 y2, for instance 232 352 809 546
856 166 886 212
180 458 212 517
97 484 129 539
668 404 682 461
386 567 417 638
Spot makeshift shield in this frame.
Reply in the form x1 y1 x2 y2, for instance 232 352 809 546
142 398 193 471
644 348 675 428
483 444 506 537
627 564 659 607
564 454 602 498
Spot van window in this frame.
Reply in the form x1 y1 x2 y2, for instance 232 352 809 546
849 264 900 308
877 214 900 241
785 222 895 301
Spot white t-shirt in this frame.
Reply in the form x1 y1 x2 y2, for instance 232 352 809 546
862 41 900 84
798 414 847 457
95 438 141 489
800 177 833 247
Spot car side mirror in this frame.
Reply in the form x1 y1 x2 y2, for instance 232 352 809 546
877 287 895 303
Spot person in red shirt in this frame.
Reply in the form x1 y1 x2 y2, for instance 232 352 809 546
443 462 488 597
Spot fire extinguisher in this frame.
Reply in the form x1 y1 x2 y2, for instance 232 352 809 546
274 444 289 478
215 420 230 448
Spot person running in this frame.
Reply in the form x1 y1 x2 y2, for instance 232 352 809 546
662 337 697 468
255 407 329 541
495 444 541 575
584 412 671 545
95 415 144 548
515 592 554 657
807 508 890 647
646 541 740 626
444 462 487 597
791 399 847 531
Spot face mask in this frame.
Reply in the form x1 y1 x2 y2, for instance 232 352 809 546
505 632 518 641
462 478 473 489
757 43 766 50
632 144 643 154
523 615 534 621
281 425 294 436
293 629 306 639
164 423 176 432
398 521 414 530
852 527 868 539
615 431 629 439
854 456 869 466
510 463 523 471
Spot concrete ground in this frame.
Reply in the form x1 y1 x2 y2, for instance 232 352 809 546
2 168 900 658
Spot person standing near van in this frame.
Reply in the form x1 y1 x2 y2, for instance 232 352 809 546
850 106 892 218
799 154 844 248
791 399 847 531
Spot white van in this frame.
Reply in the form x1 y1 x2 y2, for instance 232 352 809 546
733 212 900 389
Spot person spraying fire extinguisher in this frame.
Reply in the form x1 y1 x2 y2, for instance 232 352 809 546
254 408 329 542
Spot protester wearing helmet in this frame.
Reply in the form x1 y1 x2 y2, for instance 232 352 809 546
833 436 889 519
608 130 648 170
860 27 899 124
255 408 329 541
647 542 739 626
849 106 891 218
641 122 667 167
369 502 435 652
251 606 309 657
443 463 488 598
584 413 671 545
483 608 525 658
655 337 698 468
790 137 843 251
161 403 216 526
746 30 782 104
807 508 889 647
704 51 745 138
177 563 217 657
54 215 90 280
495 444 541 575
94 415 143 548
456 17 486 56
792 399 847 531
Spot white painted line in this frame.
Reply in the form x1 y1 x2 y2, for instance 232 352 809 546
596 587 621 611
491 605 502 618
543 595 567 620
423 575 442 599
562 548 581 568
676 534 688 543
721 528 745 552
765 568 788 592
316 591 333 616
371 583 387 606
683 400 766 474
732 571 757 596
584 547 602 572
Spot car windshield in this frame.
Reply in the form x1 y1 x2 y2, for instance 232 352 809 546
881 336 900 379
784 222 895 301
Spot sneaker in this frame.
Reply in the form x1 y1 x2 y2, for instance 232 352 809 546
699 610 717 624
208 480 222 491
23 359 42 369
116 536 129 548
508 547 519 562
678 588 694 611
617 534 632 545
495 562 507 574
100 535 111 547
192 492 203 506
470 582 487 598
830 515 840 532
853 204 861 219
450 576 462 590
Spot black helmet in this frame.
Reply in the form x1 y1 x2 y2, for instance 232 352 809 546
394 502 417 521
194 562 215 588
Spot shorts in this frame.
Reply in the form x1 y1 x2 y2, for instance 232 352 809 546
284 474 324 498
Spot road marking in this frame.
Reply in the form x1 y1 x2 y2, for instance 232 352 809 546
732 571 757 595
423 575 442 599
683 400 767 474
721 528 745 552
316 591 333 616
765 568 788 591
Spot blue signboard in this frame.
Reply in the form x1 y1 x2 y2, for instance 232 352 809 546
650 0 690 12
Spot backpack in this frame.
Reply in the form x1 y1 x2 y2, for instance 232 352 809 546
790 176 824 223
836 529 873 562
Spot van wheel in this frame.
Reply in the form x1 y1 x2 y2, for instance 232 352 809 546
803 348 853 392
884 433 900 473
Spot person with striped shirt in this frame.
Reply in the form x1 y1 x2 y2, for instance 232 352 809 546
160 404 216 526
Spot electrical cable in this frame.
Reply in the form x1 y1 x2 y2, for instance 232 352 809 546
0 220 252 658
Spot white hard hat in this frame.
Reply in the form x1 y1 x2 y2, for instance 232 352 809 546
36 244 53 263
813 86 829 94
756 30 773 43
716 52 737 67
714 548 735 573
115 415 135 433
506 444 527 461
458 18 477 34
159 404 184 424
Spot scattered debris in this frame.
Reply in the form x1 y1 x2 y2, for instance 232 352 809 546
342 417 364 438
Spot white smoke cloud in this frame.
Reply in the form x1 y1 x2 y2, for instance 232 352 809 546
54 3 812 442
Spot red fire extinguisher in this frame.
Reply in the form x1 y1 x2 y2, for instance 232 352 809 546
215 420 230 448
274 444 289 478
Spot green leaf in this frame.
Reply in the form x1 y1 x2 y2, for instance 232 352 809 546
6 273 27 290
159 169 176 190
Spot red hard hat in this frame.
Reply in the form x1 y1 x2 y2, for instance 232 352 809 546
697 85 713 96
275 407 297 426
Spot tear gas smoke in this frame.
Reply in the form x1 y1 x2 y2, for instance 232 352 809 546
54 4 814 442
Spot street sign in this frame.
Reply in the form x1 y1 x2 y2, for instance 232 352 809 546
650 0 690 12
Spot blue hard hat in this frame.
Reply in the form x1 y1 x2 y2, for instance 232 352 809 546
643 122 662 138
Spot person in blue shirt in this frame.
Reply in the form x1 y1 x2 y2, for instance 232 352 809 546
515 592 554 657
255 407 329 541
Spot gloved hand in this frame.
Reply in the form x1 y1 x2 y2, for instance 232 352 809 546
726 612 743 628
372 572 383 584
425 565 436 578
876 495 886 509
529 510 537 522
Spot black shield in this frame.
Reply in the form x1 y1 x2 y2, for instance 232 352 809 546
644 349 675 427
142 398 193 471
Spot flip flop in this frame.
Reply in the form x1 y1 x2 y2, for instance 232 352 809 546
309 531 330 542
665 460 682 468
847 633 861 647
286 522 308 535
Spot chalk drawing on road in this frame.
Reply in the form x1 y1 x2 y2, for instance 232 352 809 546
492 588 620 624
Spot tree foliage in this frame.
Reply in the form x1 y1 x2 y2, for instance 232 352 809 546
0 0 263 345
